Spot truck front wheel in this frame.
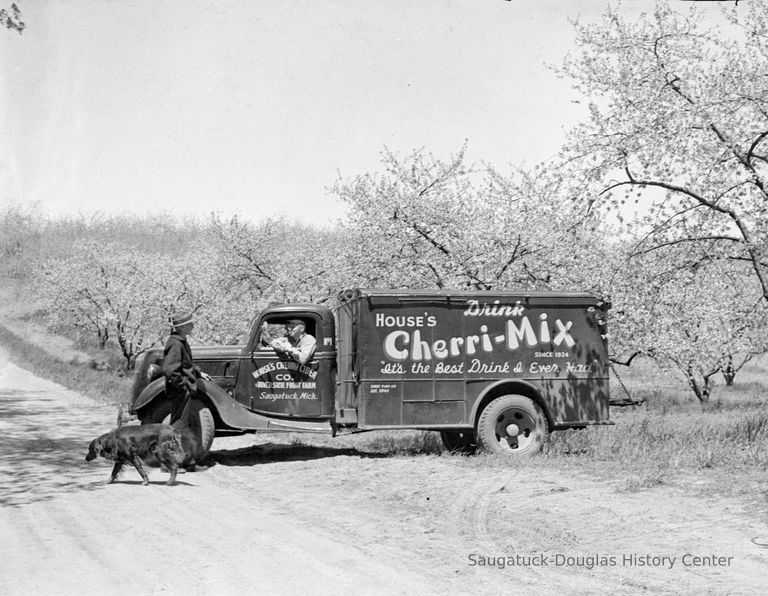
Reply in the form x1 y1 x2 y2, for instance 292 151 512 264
140 395 216 463
476 395 549 456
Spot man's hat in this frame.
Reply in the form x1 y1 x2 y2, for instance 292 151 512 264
286 318 305 327
170 310 194 327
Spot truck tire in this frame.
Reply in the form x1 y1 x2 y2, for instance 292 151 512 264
439 430 477 454
476 395 549 456
140 395 215 462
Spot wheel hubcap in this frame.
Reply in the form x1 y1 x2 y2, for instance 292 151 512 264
495 409 536 452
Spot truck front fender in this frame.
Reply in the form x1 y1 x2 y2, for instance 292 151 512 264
130 378 167 414
131 378 274 432
196 379 262 429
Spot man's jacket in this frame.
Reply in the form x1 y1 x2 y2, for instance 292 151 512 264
162 334 200 394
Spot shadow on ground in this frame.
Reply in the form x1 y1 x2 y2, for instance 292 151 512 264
0 434 109 507
209 442 388 466
0 389 115 507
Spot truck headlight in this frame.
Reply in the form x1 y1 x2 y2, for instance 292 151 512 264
147 363 163 382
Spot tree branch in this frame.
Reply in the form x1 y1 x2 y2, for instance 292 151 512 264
747 130 768 165
630 235 744 257
610 351 642 366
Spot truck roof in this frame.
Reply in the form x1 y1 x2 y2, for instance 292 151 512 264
339 288 609 308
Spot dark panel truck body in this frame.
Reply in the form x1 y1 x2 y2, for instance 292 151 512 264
130 288 611 456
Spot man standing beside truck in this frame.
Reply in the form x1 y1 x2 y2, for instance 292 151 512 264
163 310 201 426
162 310 210 469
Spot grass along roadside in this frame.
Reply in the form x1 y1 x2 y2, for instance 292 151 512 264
0 322 132 406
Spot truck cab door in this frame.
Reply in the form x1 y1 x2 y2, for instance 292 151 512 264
237 313 334 419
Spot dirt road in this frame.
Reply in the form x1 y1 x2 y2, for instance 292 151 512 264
1 352 767 595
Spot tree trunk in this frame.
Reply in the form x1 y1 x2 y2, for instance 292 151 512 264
686 368 711 403
97 328 109 349
722 356 735 387
116 331 135 371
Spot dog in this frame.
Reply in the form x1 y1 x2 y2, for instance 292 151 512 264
85 424 185 485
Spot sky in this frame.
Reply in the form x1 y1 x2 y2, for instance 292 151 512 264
0 0 731 227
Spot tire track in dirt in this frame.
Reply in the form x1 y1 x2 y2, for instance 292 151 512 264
484 474 768 595
444 472 617 593
448 476 521 552
442 465 768 594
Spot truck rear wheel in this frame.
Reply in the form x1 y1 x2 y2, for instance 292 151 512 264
439 430 477 454
476 395 548 456
140 395 215 463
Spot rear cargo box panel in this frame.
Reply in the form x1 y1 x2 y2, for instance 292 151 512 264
349 290 609 427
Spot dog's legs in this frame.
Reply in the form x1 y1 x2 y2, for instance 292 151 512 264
109 461 123 483
131 456 150 485
167 466 178 485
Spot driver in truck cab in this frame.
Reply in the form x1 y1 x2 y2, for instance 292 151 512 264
269 318 316 364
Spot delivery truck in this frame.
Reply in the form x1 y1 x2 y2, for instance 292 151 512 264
129 288 611 458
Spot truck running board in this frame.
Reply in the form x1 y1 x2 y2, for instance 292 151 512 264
262 418 334 434
216 397 334 434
